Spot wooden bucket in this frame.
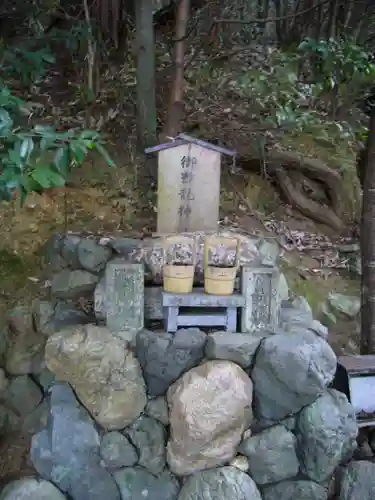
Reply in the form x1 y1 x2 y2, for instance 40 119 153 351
163 235 196 294
204 235 240 295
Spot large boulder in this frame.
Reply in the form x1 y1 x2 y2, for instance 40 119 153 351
239 424 299 485
251 330 337 422
0 478 67 500
177 466 262 500
262 480 328 500
136 328 207 396
30 383 120 500
296 389 358 482
167 360 253 476
100 432 138 469
51 270 99 299
45 324 147 429
125 415 166 475
33 300 90 337
113 467 179 500
338 461 375 500
205 332 263 369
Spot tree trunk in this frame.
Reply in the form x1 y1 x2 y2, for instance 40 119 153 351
162 0 190 139
135 0 157 150
360 106 375 354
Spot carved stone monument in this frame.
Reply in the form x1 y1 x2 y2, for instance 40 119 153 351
241 266 281 333
105 260 144 341
145 134 236 234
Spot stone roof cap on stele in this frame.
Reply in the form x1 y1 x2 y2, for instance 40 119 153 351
144 133 236 157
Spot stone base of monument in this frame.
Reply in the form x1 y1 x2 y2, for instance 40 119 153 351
162 291 245 333
337 355 375 428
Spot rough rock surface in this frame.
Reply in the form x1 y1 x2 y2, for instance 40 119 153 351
33 300 89 337
280 298 327 339
77 238 112 273
51 270 99 299
338 461 375 500
145 396 169 425
262 480 328 500
167 360 253 475
296 389 358 482
0 478 68 500
5 375 43 417
113 467 179 500
178 466 262 500
239 424 299 485
251 330 337 421
100 432 138 469
45 324 147 429
205 332 263 369
125 415 166 475
5 306 45 375
136 328 207 397
30 383 120 500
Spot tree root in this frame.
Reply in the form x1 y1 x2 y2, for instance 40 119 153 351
243 150 344 231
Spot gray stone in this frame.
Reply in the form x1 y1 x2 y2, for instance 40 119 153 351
5 306 45 375
105 261 144 342
258 240 280 266
5 375 43 417
0 478 67 500
262 480 328 500
251 330 337 422
328 293 360 318
100 431 138 469
136 328 207 396
239 424 299 485
339 461 375 500
108 238 142 256
178 466 262 500
35 363 56 392
241 266 281 333
77 239 112 273
205 332 262 369
60 234 82 268
277 273 289 302
30 383 120 500
2 407 21 432
126 415 166 475
281 415 296 431
145 396 169 425
22 399 49 435
0 326 8 366
43 233 67 273
0 368 9 395
0 404 7 432
296 389 358 482
279 299 313 331
51 270 99 299
113 467 180 500
292 296 312 315
34 300 89 336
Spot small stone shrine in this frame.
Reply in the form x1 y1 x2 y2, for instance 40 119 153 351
145 134 236 234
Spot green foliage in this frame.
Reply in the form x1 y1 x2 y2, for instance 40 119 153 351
0 45 56 87
298 37 375 91
230 38 372 148
0 38 115 202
